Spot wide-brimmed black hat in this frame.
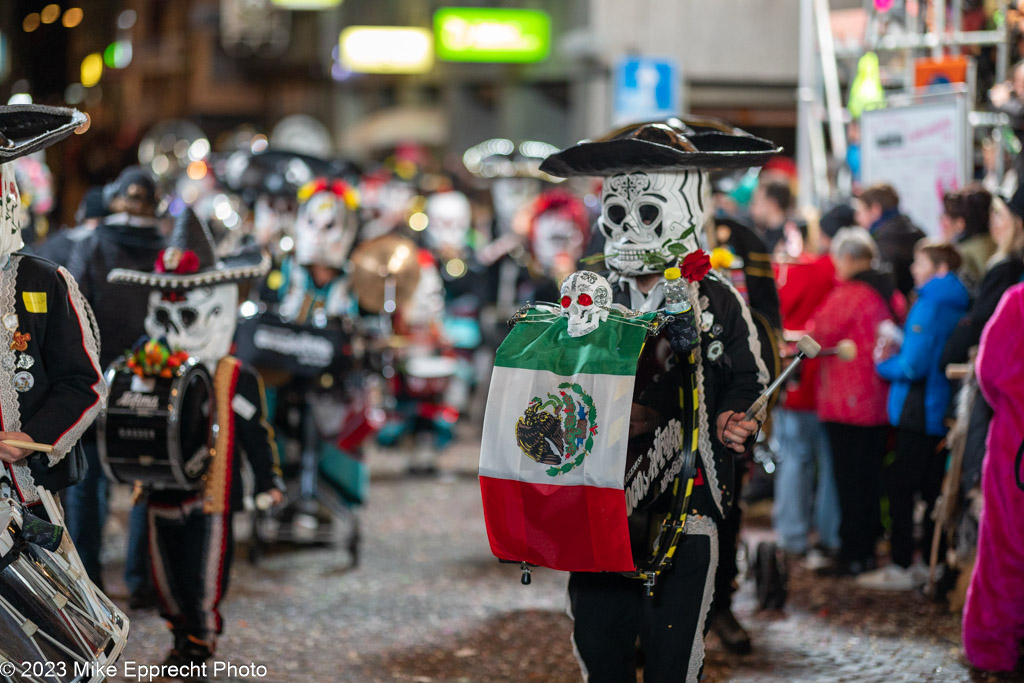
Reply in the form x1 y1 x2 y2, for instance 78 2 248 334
107 207 269 290
539 116 782 178
0 104 87 163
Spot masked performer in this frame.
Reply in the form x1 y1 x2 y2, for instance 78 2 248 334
539 118 779 682
107 209 282 666
0 104 101 507
519 189 590 304
274 178 360 321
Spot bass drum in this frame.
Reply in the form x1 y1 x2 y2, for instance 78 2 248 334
98 359 215 491
622 327 701 580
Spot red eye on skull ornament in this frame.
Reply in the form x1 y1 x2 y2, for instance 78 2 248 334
561 293 594 308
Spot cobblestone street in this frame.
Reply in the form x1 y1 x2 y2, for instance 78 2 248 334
99 433 994 682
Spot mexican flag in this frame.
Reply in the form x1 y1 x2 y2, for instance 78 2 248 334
479 310 651 573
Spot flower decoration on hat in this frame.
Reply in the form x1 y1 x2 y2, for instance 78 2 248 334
297 178 360 211
154 247 201 275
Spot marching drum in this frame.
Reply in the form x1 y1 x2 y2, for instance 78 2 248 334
234 311 353 380
0 496 129 682
98 359 215 491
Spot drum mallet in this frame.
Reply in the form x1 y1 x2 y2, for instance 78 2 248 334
1 440 53 454
741 335 822 423
782 338 855 361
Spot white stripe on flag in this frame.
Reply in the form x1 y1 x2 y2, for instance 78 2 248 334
480 366 634 489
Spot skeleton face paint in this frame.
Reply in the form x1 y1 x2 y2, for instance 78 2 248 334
560 270 612 337
145 284 239 363
425 191 472 252
599 170 707 276
294 190 357 268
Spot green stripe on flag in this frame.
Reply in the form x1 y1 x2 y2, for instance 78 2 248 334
495 310 653 376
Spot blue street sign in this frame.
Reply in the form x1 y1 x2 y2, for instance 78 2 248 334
613 57 679 124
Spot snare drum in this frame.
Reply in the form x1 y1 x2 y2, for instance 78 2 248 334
98 359 215 491
0 498 129 682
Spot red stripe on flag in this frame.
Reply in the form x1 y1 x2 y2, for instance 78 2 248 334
479 476 634 572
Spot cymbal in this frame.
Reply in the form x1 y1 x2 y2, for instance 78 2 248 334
349 234 421 313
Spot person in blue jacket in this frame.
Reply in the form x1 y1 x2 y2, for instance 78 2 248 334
859 240 969 591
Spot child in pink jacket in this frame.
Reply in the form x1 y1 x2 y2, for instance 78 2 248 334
962 282 1024 672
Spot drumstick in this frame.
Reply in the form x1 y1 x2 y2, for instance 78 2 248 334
741 335 821 423
782 339 856 361
2 440 53 454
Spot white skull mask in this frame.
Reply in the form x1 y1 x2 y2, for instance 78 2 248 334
145 284 239 363
294 190 357 268
599 170 708 275
560 271 612 337
491 177 540 235
533 212 585 273
425 191 472 252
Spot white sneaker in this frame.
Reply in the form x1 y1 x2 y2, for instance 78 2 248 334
854 564 918 591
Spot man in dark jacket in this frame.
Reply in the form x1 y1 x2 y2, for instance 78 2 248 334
65 165 166 588
854 183 925 296
539 117 774 682
0 104 104 505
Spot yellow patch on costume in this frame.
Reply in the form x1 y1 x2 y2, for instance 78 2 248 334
22 292 46 313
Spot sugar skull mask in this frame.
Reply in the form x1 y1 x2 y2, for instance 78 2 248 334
560 270 612 338
599 170 707 276
294 185 358 269
425 191 472 253
145 284 239 363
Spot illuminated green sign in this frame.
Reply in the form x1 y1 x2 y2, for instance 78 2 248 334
434 8 550 63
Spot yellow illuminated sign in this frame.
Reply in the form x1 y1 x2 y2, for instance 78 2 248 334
340 26 434 74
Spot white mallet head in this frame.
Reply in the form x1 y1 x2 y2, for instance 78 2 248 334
836 339 857 362
796 335 822 359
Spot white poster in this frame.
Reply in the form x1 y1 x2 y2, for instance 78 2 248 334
860 97 968 237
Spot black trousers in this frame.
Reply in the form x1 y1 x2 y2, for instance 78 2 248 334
890 428 946 569
148 498 234 644
714 462 745 607
568 532 715 683
825 423 887 565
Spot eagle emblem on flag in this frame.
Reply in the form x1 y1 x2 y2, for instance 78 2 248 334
515 382 599 477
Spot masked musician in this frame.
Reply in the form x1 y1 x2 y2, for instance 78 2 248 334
107 208 283 666
273 178 360 321
539 118 780 682
0 105 102 507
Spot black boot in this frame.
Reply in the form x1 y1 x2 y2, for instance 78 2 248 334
711 606 752 655
162 630 189 667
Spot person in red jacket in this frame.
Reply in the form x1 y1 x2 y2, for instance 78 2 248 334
808 227 905 575
771 241 840 565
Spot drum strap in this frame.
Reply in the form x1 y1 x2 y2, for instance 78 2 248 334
203 358 241 515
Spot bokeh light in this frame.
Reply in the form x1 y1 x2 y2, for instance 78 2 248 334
80 52 102 87
62 7 83 28
40 5 61 24
23 14 41 33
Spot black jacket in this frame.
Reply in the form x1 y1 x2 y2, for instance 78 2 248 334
0 254 103 501
36 225 95 268
67 218 166 368
942 255 1024 367
871 212 925 297
611 271 767 519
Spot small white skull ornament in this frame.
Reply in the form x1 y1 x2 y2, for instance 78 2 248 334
560 271 613 338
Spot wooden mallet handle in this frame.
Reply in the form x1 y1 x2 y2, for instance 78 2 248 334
2 440 53 454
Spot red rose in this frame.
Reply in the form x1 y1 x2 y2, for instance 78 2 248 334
680 250 712 283
176 249 200 274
